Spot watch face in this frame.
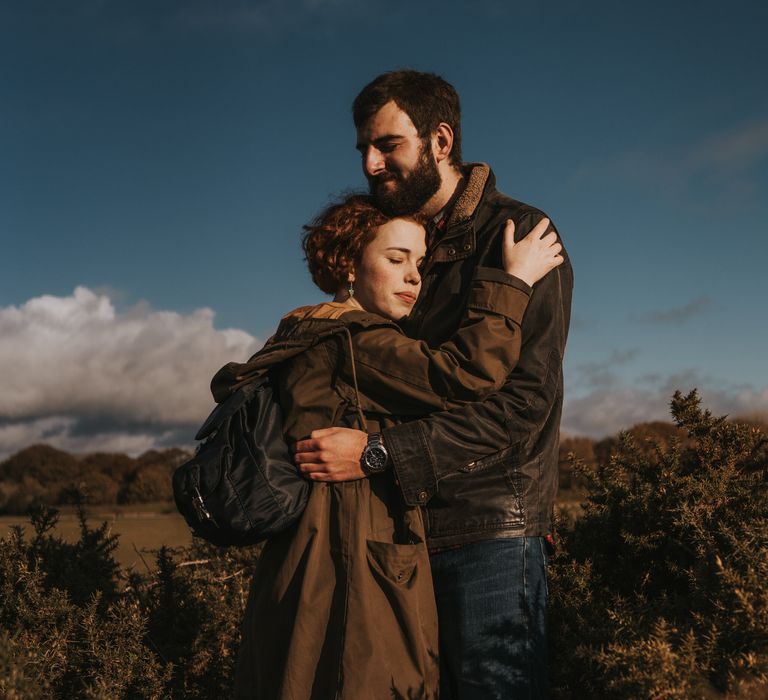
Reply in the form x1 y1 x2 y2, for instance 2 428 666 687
364 446 388 472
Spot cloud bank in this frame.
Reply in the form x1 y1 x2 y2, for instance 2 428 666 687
563 354 768 438
1 287 765 456
0 287 261 458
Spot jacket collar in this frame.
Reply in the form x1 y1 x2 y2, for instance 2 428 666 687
427 163 492 265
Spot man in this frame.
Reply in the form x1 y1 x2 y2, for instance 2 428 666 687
295 70 573 698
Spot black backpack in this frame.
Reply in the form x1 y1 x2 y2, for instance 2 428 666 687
172 373 309 547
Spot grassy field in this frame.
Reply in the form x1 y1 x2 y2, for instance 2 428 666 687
0 501 194 570
0 494 586 571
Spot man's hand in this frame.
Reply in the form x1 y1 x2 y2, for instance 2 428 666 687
294 427 368 481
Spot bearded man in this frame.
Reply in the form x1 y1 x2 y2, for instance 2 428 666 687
296 70 573 699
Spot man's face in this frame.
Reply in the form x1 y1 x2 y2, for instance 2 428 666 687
356 100 441 216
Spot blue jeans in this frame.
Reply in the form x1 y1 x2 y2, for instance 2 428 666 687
429 537 549 700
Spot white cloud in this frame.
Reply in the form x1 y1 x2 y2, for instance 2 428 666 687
562 374 768 438
3 287 764 455
0 287 261 457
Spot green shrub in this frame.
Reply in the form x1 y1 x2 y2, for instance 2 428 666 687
0 501 258 699
549 391 768 698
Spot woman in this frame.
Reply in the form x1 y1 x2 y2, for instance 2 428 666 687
213 195 562 700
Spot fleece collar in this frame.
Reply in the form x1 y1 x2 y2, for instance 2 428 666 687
428 163 491 264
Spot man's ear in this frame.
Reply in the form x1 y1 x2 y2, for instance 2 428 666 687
432 123 455 164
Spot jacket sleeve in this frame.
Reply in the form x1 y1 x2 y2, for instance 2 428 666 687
382 215 573 506
342 267 531 415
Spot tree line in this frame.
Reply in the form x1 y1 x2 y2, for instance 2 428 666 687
0 446 191 514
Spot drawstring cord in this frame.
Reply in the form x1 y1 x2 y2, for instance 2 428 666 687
226 321 371 434
341 327 368 432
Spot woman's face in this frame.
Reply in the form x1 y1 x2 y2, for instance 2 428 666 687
350 218 426 321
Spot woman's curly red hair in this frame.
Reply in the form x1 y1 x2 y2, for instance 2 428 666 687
302 194 423 294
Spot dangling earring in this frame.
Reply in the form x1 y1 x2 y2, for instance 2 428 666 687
348 280 355 298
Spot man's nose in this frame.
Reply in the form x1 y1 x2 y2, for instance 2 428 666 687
363 147 385 177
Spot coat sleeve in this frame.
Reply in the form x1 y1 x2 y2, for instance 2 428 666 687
381 214 573 506
343 267 531 415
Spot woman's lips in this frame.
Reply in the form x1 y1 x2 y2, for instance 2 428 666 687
395 292 417 304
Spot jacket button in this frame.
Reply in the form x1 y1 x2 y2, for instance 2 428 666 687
463 243 471 251
417 491 427 503
447 248 455 256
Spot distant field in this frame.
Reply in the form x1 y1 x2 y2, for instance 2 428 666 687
0 502 194 570
1 495 586 570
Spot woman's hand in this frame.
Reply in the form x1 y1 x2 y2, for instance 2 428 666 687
503 217 564 286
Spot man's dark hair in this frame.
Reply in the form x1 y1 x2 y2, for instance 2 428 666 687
353 70 462 166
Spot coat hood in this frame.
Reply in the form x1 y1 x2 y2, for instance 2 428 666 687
210 303 395 403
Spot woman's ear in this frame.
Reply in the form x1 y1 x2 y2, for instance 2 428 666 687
347 269 356 284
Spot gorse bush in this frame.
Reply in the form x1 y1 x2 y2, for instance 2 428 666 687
0 501 257 699
549 390 768 698
1 392 765 698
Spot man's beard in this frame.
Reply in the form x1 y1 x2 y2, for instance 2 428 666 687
368 145 441 216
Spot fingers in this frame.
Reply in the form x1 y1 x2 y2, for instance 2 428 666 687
295 427 342 452
309 426 342 439
539 231 558 245
503 220 516 252
294 437 318 453
506 217 555 242
307 471 333 482
298 460 328 475
536 231 562 259
295 450 325 466
531 217 551 239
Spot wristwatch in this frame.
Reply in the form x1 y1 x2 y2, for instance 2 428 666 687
361 433 389 474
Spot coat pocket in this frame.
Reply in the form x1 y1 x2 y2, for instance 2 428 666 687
358 540 439 700
366 540 420 587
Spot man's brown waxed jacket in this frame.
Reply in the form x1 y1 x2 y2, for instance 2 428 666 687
383 163 574 548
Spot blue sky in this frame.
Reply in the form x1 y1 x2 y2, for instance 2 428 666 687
1 0 767 455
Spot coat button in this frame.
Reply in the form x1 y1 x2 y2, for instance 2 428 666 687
463 243 471 251
417 490 427 503
447 247 455 256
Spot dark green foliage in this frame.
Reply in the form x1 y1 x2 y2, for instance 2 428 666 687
0 505 168 698
550 391 768 698
126 542 255 699
0 502 258 699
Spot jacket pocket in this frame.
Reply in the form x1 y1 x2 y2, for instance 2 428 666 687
366 540 419 587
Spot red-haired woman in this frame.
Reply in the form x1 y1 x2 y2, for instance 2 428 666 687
212 194 562 700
